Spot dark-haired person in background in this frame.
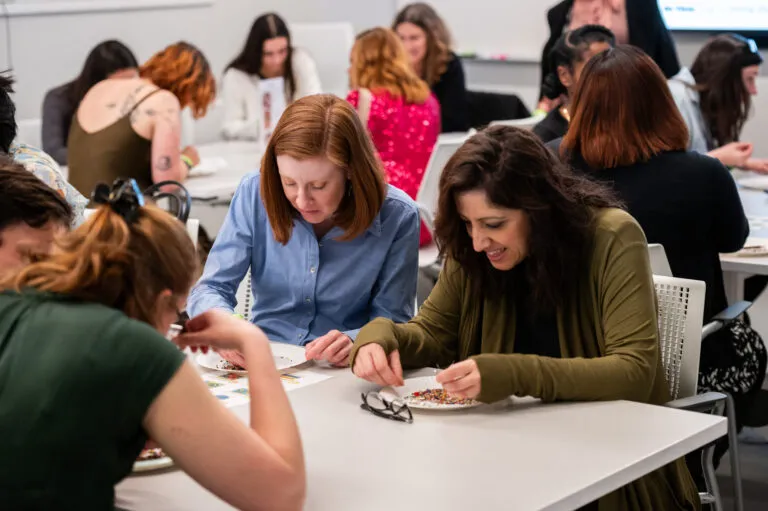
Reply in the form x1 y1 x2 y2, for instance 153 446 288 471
534 24 615 143
668 33 768 172
558 45 759 471
41 40 138 165
0 74 87 226
538 0 679 113
0 157 72 272
350 125 700 509
393 2 469 133
222 13 322 141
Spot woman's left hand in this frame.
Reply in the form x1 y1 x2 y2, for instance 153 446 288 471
436 359 482 400
305 330 353 367
745 158 768 174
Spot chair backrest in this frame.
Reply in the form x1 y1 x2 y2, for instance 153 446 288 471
489 113 546 131
648 243 673 277
234 271 253 321
653 275 706 400
289 22 354 98
416 132 472 227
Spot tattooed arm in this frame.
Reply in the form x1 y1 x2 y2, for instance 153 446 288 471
148 91 188 184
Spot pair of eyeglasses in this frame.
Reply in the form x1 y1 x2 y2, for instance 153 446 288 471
360 392 413 424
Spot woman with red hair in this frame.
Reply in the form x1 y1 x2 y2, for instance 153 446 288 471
68 42 216 196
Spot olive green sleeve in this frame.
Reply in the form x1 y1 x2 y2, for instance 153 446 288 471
350 259 464 370
472 219 660 403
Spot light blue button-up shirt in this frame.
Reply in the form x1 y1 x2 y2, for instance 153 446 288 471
187 172 420 345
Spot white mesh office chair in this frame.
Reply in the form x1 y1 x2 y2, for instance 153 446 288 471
648 243 673 277
654 275 744 511
416 132 472 277
234 271 253 321
489 113 546 131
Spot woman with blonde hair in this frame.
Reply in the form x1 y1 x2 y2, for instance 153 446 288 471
393 3 468 132
0 178 305 509
188 94 420 368
68 41 216 196
347 27 440 246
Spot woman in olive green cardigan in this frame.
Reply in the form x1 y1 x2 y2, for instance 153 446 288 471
350 126 700 510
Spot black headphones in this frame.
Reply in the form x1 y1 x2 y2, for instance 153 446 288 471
91 178 192 224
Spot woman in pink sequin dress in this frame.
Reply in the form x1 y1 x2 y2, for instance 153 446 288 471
347 27 440 246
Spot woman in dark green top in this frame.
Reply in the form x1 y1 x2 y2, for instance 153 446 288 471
351 127 700 510
0 181 305 510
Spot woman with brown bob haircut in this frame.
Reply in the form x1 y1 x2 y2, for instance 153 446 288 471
350 125 700 509
189 94 420 369
0 179 305 509
559 45 752 474
68 41 216 197
347 27 440 246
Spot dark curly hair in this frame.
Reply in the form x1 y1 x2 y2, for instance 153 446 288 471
434 126 621 311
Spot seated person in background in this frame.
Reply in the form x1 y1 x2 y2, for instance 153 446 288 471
0 181 305 510
351 125 700 510
188 94 420 368
533 24 614 143
0 74 87 226
559 44 755 473
68 41 216 197
42 40 138 165
538 0 680 113
393 2 469 133
668 34 768 172
222 13 322 141
0 157 72 271
347 27 440 247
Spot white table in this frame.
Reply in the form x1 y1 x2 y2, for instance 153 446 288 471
185 141 263 200
720 189 768 302
116 369 725 511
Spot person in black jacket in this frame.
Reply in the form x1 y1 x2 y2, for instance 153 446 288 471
557 46 757 476
534 24 615 143
537 0 680 112
393 2 469 133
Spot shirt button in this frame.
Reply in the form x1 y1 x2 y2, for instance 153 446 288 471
310 266 316 273
305 297 311 303
319 242 324 247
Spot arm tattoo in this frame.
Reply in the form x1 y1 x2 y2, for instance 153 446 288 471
156 156 172 171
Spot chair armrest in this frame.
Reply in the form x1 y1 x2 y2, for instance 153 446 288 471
702 300 752 339
415 202 435 233
711 301 752 323
665 391 727 414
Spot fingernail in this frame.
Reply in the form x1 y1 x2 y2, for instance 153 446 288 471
202 346 208 354
191 346 197 352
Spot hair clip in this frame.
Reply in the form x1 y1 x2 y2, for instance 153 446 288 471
91 178 145 224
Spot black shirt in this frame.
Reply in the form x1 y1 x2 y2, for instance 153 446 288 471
565 150 748 320
432 52 470 133
507 262 561 359
533 108 569 144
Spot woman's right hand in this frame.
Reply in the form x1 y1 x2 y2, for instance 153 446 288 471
174 309 266 353
710 142 754 168
181 145 201 167
352 344 404 387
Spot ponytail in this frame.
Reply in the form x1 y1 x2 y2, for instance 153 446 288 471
545 24 616 100
2 203 197 326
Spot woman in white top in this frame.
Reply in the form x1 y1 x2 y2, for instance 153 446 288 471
222 13 322 141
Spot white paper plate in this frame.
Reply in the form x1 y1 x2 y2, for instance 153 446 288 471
737 176 768 191
379 375 483 411
133 456 173 472
736 245 768 257
196 343 307 373
188 157 228 177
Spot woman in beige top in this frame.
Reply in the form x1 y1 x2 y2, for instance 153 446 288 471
68 42 216 196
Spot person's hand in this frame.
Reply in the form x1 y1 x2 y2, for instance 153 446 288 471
305 330 353 367
744 158 768 174
218 349 248 369
436 359 482 400
352 344 404 387
536 96 561 114
710 142 753 168
181 145 201 167
173 309 265 354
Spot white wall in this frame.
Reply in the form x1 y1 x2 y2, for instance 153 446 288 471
6 0 397 121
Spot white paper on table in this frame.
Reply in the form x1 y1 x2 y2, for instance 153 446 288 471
189 157 229 177
201 368 331 407
259 77 286 148
278 368 331 392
